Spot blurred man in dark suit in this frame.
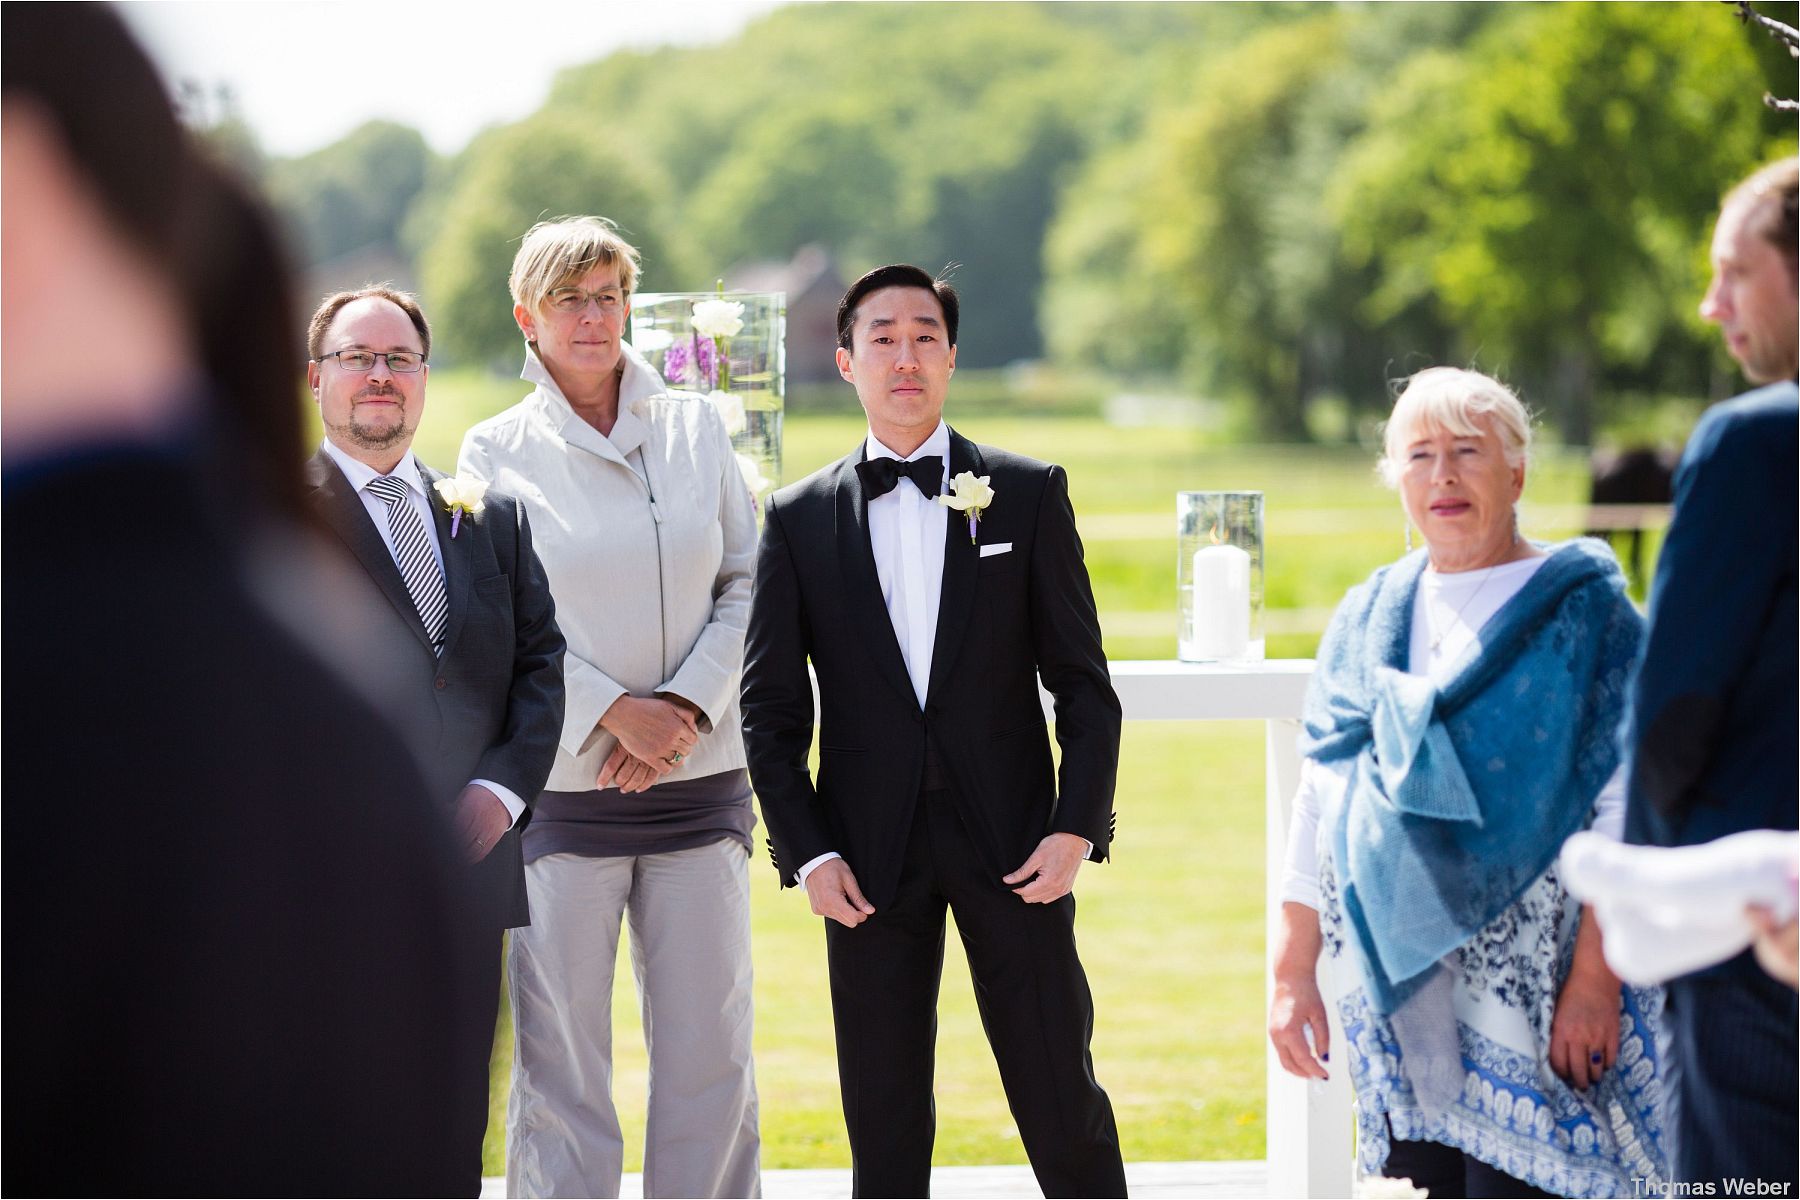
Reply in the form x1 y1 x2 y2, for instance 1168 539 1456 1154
3 5 473 1193
1624 156 1798 1193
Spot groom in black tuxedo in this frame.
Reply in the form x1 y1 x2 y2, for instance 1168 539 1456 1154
742 265 1126 1197
303 286 564 1193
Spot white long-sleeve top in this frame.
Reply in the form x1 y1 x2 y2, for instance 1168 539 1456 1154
1280 555 1626 910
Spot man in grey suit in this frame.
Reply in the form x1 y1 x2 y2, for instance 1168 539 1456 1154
303 286 565 1194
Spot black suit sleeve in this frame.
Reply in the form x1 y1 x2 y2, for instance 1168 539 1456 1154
742 495 833 884
1028 464 1121 858
473 498 565 805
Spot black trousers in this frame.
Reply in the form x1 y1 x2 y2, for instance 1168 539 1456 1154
1383 1128 1555 1199
451 927 505 1198
824 783 1127 1199
1666 968 1799 1192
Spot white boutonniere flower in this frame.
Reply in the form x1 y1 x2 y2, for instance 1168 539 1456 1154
707 389 747 437
433 475 489 538
690 299 746 340
937 471 995 544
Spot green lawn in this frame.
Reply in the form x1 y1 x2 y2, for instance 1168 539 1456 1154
485 721 1269 1175
365 368 1659 1174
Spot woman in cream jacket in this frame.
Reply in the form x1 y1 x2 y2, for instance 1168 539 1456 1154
459 216 760 1199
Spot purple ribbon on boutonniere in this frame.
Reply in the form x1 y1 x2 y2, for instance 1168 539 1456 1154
433 475 489 539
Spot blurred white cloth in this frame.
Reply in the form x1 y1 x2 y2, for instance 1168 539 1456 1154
1559 828 1799 985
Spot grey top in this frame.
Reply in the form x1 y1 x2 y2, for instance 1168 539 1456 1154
525 768 754 862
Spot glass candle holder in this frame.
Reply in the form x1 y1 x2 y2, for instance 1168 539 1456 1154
630 291 787 502
1177 491 1265 663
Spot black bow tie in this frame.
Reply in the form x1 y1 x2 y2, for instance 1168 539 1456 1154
856 455 942 500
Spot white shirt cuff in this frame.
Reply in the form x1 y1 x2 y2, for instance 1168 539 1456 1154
1083 839 1093 861
796 851 842 886
471 778 527 828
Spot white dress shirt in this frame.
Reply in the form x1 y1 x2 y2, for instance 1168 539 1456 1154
866 422 953 708
320 438 526 827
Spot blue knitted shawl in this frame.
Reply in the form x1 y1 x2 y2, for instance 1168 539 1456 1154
1299 539 1643 1015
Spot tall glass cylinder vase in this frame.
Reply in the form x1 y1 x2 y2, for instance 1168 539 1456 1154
1177 491 1265 663
630 291 786 503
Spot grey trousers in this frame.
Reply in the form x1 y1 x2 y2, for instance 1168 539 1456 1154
506 839 762 1198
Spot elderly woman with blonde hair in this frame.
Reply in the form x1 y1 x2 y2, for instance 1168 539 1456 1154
459 216 759 1198
1267 368 1666 1197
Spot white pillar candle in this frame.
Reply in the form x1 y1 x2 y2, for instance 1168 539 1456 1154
1191 541 1251 660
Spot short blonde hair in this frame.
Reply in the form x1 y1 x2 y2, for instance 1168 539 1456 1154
1377 367 1531 487
508 216 642 314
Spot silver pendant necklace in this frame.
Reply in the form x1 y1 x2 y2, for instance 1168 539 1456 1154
1428 564 1500 654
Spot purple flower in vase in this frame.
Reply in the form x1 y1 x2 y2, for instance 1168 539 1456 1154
661 334 718 388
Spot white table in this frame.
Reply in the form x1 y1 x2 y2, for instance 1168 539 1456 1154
1094 661 1352 1199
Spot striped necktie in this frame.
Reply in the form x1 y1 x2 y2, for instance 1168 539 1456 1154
366 474 448 653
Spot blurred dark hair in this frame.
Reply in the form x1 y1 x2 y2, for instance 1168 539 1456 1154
1 4 193 276
186 161 308 514
836 264 961 351
2 3 306 515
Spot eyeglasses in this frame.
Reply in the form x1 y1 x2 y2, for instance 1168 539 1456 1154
320 349 426 373
546 286 627 314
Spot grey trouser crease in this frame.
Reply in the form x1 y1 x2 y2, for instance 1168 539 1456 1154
507 839 762 1198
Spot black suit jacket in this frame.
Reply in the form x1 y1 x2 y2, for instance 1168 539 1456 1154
742 427 1121 910
5 445 471 1194
306 449 565 928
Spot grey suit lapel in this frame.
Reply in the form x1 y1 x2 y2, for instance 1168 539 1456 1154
304 450 437 657
926 429 983 705
832 447 917 708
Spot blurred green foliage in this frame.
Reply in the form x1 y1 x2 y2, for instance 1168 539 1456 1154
233 0 1796 441
414 116 686 368
265 121 433 268
404 367 1621 666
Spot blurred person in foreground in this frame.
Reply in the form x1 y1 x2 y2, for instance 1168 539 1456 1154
742 265 1125 1198
456 217 760 1199
1621 155 1798 1191
303 284 566 1194
2 4 469 1192
1268 368 1663 1197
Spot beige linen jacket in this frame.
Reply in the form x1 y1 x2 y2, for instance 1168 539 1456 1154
458 344 758 793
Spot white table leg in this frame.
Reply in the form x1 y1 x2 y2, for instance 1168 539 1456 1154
1264 717 1354 1198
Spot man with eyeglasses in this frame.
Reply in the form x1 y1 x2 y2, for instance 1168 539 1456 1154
304 285 565 1194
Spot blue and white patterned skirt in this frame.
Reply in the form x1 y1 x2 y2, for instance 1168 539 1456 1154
1319 855 1667 1197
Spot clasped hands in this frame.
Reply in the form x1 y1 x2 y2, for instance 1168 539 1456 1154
806 832 1089 928
596 694 701 793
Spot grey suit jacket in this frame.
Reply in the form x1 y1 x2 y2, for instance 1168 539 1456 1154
305 449 566 928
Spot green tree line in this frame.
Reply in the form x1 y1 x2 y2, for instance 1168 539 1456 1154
215 1 1795 440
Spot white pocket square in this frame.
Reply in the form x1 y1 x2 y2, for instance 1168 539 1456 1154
979 542 1013 558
